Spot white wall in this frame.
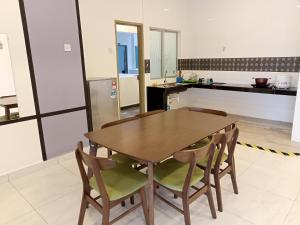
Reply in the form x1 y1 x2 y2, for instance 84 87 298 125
182 0 300 124
0 120 42 176
78 0 143 78
292 74 300 141
79 0 192 79
188 0 300 58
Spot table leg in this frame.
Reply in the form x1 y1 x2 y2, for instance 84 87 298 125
5 107 10 121
147 162 154 225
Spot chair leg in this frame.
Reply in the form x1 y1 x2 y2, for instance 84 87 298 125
78 194 87 225
121 201 126 207
182 196 191 225
130 195 135 205
206 187 217 219
230 162 239 194
102 204 110 225
140 188 149 225
214 173 223 212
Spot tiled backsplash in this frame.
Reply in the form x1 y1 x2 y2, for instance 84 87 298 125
178 57 300 72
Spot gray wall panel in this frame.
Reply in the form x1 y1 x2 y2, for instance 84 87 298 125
42 110 88 159
23 0 86 113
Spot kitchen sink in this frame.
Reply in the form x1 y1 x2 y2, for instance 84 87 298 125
158 83 189 88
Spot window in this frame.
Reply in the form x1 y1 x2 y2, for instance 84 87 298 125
150 28 178 79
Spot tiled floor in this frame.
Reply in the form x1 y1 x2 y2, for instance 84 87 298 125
120 106 140 119
1 143 300 225
231 114 300 153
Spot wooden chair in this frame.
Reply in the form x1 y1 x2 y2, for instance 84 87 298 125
101 117 139 165
185 107 227 117
198 127 239 212
154 139 222 225
135 109 165 118
75 142 149 225
183 107 234 149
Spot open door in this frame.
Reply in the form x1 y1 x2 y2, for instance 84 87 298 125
115 21 145 118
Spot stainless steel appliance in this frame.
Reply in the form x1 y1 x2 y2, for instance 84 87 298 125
87 77 119 130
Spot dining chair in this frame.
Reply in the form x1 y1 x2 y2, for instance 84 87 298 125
184 107 233 149
185 107 228 117
197 127 239 212
101 117 139 166
75 142 149 225
135 109 165 118
154 139 221 225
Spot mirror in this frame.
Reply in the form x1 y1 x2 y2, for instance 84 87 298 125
0 34 19 122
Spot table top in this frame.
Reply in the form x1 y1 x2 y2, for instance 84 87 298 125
0 96 18 107
85 108 237 163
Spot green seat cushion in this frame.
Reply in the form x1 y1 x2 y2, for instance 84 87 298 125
197 150 228 168
89 164 147 201
111 153 137 165
188 137 210 149
154 158 204 192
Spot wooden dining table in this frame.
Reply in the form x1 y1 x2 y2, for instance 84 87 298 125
85 108 237 225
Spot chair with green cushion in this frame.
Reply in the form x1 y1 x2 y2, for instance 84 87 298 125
184 107 232 149
197 127 239 212
75 142 148 225
154 139 220 225
101 117 139 166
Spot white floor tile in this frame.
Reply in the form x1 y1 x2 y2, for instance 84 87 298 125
284 201 300 225
221 181 293 225
0 174 8 184
234 145 266 163
10 165 81 208
59 158 81 177
238 162 300 200
9 159 58 181
36 186 100 225
0 183 33 225
4 211 47 225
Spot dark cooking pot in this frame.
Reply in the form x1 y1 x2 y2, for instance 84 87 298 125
253 77 271 86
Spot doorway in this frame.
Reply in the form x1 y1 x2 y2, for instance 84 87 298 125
115 21 145 119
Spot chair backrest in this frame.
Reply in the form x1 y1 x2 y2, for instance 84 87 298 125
225 127 239 165
173 140 216 192
135 110 164 118
186 107 227 117
75 142 116 201
101 116 138 129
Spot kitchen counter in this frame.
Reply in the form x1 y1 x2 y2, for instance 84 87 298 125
149 82 297 96
194 83 297 96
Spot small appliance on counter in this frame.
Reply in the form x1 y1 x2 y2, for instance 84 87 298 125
252 77 272 88
198 78 214 85
275 74 291 89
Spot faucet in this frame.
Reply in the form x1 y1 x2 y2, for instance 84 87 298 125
164 70 168 83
